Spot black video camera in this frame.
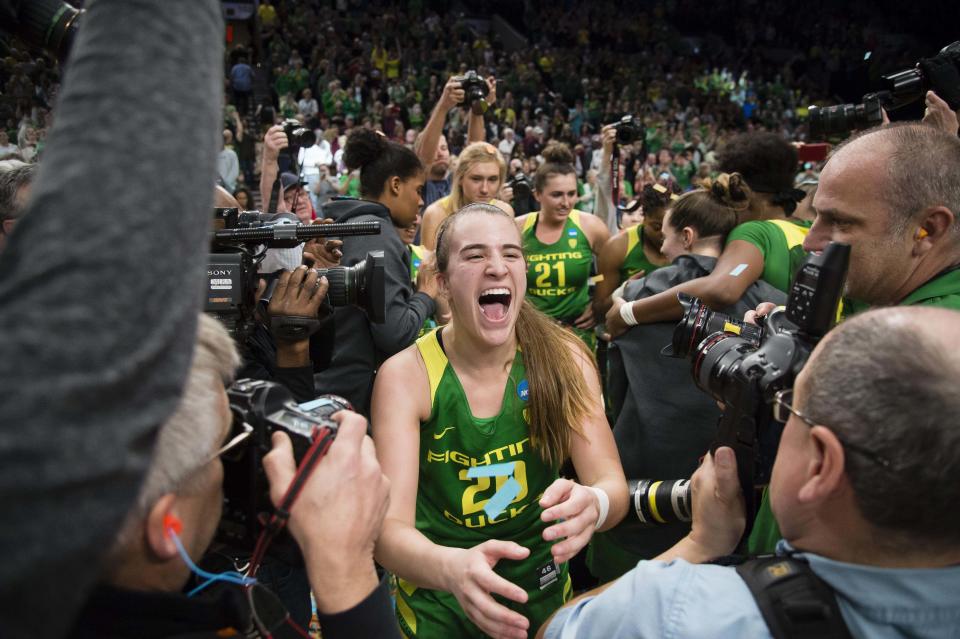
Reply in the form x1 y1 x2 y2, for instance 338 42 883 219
218 378 351 552
454 70 490 115
628 242 850 530
612 114 641 145
808 41 960 140
206 207 385 342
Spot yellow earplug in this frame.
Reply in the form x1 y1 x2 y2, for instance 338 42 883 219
916 228 929 240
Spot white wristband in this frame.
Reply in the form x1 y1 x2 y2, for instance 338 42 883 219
619 301 638 326
585 485 610 530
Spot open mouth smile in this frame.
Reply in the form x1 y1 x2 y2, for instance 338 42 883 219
478 287 512 322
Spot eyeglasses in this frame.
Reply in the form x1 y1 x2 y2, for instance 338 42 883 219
209 420 254 464
772 389 894 470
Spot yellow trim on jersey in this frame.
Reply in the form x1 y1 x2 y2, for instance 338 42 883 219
437 195 453 214
624 224 640 259
522 212 538 232
768 219 808 249
416 329 448 406
523 210 585 233
410 244 426 261
397 591 417 634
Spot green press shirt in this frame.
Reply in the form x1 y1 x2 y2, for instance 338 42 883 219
522 210 594 321
726 219 812 293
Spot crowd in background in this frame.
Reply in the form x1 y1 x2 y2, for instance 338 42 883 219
0 0 937 210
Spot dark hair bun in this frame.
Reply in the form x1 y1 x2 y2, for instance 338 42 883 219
343 128 387 171
541 142 575 165
707 172 751 211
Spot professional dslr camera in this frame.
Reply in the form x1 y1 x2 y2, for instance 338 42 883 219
281 118 316 149
612 114 641 145
454 70 490 115
206 207 385 342
627 243 850 531
217 379 351 551
808 41 960 140
504 171 533 201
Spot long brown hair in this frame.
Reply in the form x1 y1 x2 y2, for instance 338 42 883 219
435 203 596 467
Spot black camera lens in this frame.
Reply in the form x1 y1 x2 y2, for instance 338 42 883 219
692 332 755 404
807 96 883 140
282 119 316 148
315 252 386 323
613 115 640 145
316 263 361 307
630 478 691 526
669 294 762 360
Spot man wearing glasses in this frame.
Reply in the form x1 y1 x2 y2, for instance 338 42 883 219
539 305 960 638
69 315 399 639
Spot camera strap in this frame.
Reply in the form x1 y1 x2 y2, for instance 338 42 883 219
735 555 853 639
271 315 323 342
611 143 621 213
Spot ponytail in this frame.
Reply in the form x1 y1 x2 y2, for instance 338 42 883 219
515 301 595 467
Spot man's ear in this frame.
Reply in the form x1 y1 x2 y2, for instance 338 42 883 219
797 425 847 504
144 493 181 560
914 206 955 255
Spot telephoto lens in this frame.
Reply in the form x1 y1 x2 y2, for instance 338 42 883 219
668 293 763 360
629 479 691 526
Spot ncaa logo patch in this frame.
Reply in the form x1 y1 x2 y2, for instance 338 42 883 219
517 379 529 401
567 228 577 237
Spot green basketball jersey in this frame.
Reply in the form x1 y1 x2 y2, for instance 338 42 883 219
395 329 571 638
726 219 811 293
409 245 439 337
522 210 593 321
619 224 664 282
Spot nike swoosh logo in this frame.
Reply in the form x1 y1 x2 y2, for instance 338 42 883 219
433 427 455 440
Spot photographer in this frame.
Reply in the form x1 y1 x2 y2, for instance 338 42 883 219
416 74 497 208
0 1 224 636
314 129 438 415
738 122 960 554
69 315 398 639
802 123 960 311
541 306 960 639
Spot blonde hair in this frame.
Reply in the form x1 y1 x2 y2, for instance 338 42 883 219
435 203 596 466
449 142 507 212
